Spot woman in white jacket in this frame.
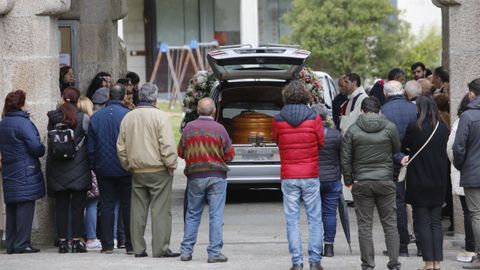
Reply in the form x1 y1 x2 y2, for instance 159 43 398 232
447 94 476 263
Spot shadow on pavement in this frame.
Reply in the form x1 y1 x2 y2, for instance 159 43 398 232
226 185 283 204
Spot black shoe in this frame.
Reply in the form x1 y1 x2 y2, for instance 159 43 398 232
135 251 148 258
100 248 114 254
158 249 180 258
58 240 69 254
180 254 192 261
13 246 40 254
290 263 303 270
310 262 323 270
399 244 409 257
71 240 87 253
323 243 334 257
207 253 228 263
126 249 134 255
117 241 126 249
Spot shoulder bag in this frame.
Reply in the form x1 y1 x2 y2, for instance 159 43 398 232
398 121 439 182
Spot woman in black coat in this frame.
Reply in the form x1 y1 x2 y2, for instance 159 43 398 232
0 90 45 254
46 87 91 253
402 95 449 270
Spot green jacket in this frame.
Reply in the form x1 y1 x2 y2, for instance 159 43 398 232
341 113 400 185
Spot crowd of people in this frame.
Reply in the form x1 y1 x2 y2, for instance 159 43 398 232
0 61 480 270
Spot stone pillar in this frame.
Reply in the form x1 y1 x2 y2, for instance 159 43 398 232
0 0 71 244
61 0 127 94
433 0 480 235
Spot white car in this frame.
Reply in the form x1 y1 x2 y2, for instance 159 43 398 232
314 71 339 115
205 45 315 185
182 46 335 186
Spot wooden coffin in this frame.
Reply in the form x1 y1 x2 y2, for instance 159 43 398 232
231 111 273 144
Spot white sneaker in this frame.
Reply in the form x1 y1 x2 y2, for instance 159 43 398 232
457 251 476 263
86 239 102 250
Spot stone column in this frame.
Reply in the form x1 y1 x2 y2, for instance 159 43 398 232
433 0 480 235
60 0 128 94
0 0 71 244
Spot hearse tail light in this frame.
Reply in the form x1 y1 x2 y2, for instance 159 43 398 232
293 50 310 55
209 51 227 57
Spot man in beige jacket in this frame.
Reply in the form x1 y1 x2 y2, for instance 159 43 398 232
117 83 179 258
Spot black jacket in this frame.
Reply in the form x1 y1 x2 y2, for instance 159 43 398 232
318 126 342 181
403 120 449 206
46 108 91 193
453 97 480 188
332 94 348 130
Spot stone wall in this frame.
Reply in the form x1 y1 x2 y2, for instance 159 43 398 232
1 0 127 245
433 0 480 235
0 0 72 244
60 0 128 94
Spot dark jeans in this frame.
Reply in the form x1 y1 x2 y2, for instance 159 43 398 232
413 205 443 261
98 175 132 250
116 204 125 244
395 181 409 246
351 180 400 270
319 180 342 243
5 201 35 253
55 190 87 239
460 195 476 252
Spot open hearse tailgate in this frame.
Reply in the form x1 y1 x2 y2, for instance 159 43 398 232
207 47 310 81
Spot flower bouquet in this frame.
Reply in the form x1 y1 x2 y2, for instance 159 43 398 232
181 70 217 128
297 67 324 104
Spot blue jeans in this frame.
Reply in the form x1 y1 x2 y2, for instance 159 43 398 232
84 198 98 240
180 177 227 258
319 180 342 244
282 178 323 265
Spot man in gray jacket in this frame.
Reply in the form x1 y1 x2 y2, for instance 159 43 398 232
341 96 401 270
453 78 480 269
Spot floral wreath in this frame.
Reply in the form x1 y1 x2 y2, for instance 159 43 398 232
297 67 324 104
181 70 217 128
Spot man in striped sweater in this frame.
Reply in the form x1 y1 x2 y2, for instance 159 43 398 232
178 97 235 263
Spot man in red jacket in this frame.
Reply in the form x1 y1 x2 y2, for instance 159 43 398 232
272 81 325 270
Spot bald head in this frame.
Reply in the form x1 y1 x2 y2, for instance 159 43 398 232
110 83 126 101
404 80 422 100
383 80 404 96
417 78 433 95
197 97 216 116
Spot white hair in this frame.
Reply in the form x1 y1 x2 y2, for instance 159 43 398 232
138 83 158 103
383 80 404 96
404 80 422 98
311 103 329 121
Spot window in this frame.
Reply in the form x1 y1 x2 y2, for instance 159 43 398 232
214 0 240 45
258 0 292 45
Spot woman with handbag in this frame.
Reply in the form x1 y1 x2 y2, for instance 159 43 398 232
402 95 449 270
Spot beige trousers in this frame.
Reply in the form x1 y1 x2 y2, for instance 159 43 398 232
130 171 173 257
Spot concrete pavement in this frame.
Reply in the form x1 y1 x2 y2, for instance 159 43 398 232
0 160 471 270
